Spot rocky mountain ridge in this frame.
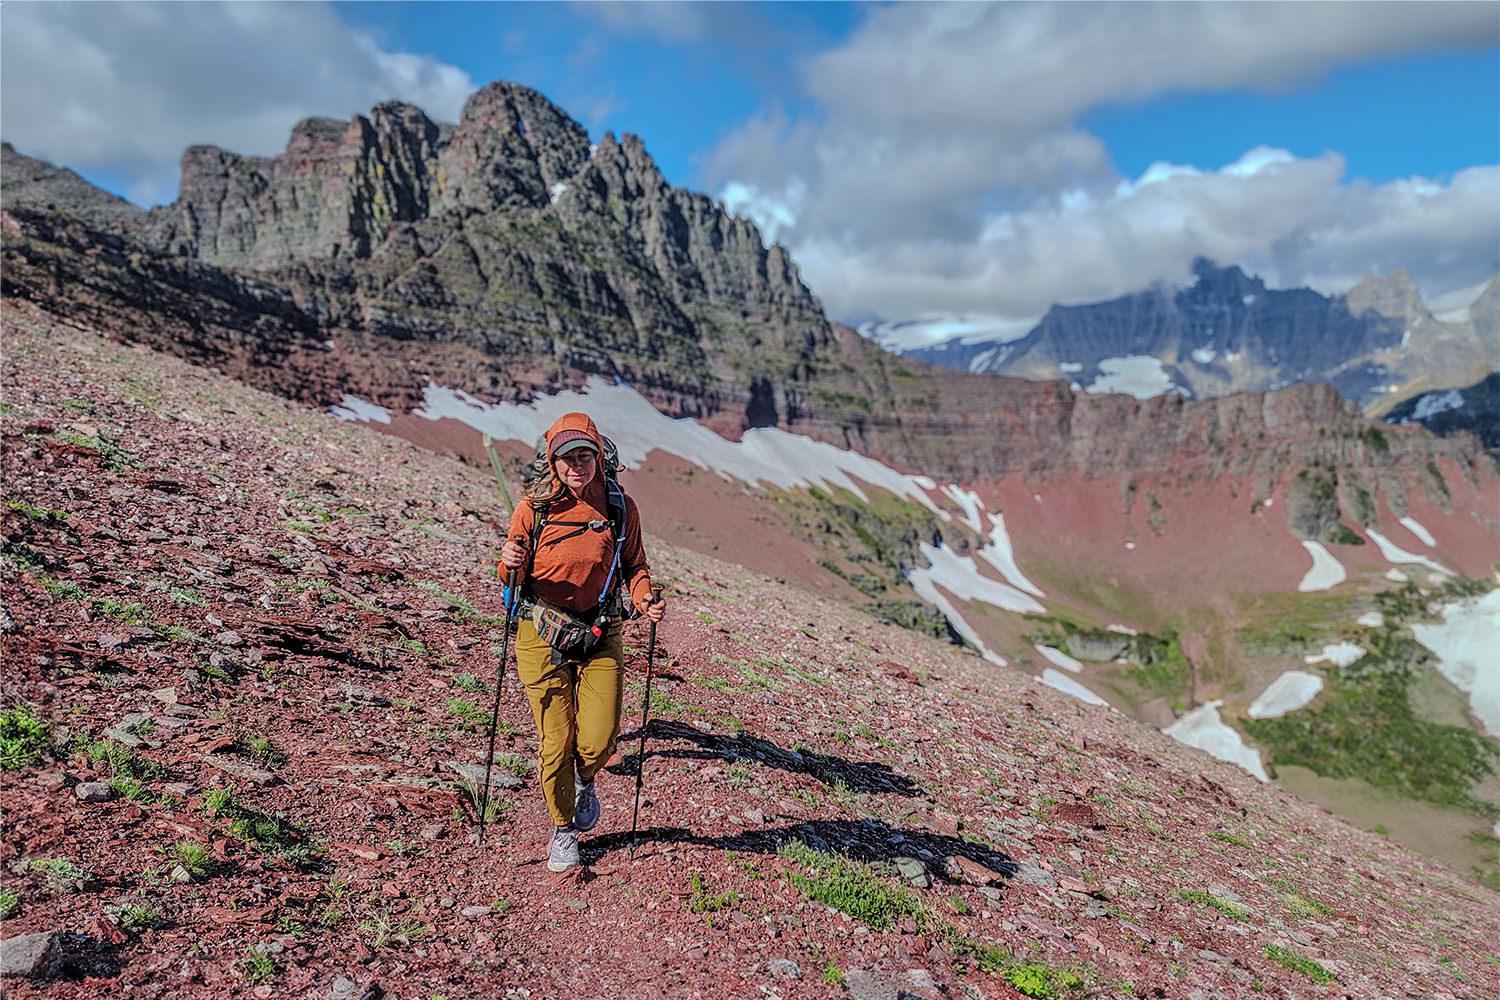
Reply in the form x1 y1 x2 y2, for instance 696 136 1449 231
901 260 1497 410
8 83 1493 501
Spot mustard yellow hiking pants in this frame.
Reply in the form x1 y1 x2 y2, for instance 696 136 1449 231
514 618 625 828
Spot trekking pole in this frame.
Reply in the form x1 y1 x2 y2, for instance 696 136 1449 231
481 433 514 519
628 585 665 858
478 570 517 843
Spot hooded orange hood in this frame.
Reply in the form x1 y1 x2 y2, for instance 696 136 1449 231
544 413 604 463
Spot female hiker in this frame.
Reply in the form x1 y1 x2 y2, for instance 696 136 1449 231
497 412 666 873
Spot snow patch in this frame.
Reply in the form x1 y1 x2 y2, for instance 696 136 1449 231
941 485 985 533
975 514 1045 598
969 347 1001 372
1058 361 1083 373
1411 390 1465 422
1085 356 1180 399
909 542 1045 616
548 182 568 204
907 541 1044 666
911 475 937 490
1164 701 1267 781
1191 347 1217 365
1367 530 1451 575
1247 671 1324 719
1398 516 1435 547
417 380 942 513
1106 624 1138 635
1034 645 1082 674
1304 642 1366 668
1125 541 1136 550
1411 589 1500 735
1385 569 1409 583
1242 294 1257 306
330 395 391 424
1037 669 1108 706
1356 611 1385 628
1297 541 1346 592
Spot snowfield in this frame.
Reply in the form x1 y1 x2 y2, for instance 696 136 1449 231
1411 589 1500 735
1398 516 1436 547
1038 668 1108 706
1367 530 1452 575
1248 671 1325 719
976 515 1046 598
1304 642 1366 668
1165 702 1269 781
1085 356 1181 399
1297 541 1346 592
1034 645 1083 673
330 395 392 424
411 380 945 515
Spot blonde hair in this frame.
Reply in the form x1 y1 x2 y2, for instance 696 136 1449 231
524 470 567 508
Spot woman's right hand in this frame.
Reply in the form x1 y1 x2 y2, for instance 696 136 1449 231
499 537 529 571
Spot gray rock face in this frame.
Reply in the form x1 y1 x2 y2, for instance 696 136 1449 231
0 930 58 978
1385 371 1500 455
0 144 144 231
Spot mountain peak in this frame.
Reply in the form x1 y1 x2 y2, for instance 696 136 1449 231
1186 257 1264 297
1346 268 1427 323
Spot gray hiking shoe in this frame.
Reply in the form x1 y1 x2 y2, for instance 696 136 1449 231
548 826 580 873
574 775 600 832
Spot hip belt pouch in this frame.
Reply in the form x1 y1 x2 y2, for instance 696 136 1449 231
531 600 605 658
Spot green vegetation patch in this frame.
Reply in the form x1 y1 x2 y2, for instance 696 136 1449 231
1263 943 1335 983
789 485 973 642
1245 664 1500 816
1 702 49 770
202 785 324 869
778 839 921 932
1175 889 1250 922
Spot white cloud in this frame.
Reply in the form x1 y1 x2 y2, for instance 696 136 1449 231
805 3 1493 133
0 2 475 207
708 1 1500 326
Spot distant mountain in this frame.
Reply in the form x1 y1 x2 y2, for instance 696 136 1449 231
1385 371 1500 453
900 259 1497 408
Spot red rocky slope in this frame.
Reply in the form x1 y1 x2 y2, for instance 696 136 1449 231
3 301 1498 999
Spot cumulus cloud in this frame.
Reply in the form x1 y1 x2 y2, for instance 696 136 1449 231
707 1 1500 332
0 2 475 207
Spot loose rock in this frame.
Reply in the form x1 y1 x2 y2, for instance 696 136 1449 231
74 781 112 803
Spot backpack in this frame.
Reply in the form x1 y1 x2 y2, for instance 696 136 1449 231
507 435 633 622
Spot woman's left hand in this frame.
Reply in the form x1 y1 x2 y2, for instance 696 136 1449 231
641 592 667 623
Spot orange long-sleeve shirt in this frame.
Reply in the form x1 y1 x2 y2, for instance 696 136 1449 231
505 479 653 616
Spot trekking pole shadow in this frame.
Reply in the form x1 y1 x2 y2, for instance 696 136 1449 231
608 719 921 797
584 818 1017 885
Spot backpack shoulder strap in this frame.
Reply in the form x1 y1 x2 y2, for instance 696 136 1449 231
526 500 550 580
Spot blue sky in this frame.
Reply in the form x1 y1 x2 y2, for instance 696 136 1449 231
3 2 1497 344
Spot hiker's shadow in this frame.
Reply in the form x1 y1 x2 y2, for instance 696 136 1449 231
610 719 919 797
586 818 1017 886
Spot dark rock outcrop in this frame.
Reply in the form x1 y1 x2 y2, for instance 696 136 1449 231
1385 371 1500 454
